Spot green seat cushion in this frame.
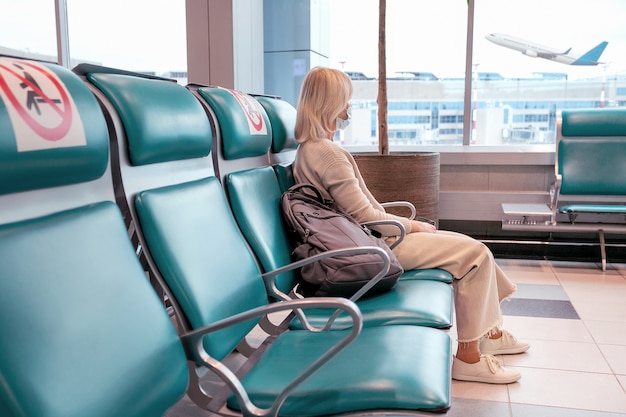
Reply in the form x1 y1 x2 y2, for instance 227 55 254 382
0 202 188 417
559 204 626 214
228 325 451 415
289 279 453 330
400 267 453 283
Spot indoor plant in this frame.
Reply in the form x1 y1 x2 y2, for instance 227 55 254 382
352 0 441 224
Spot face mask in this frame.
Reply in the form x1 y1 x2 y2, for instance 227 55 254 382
336 107 352 130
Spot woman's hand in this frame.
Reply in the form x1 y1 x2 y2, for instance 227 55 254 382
410 220 437 233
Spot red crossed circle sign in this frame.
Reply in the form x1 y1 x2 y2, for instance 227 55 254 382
230 89 264 132
0 60 72 142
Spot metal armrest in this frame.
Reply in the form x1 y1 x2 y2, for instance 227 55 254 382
550 175 562 225
261 245 390 330
414 215 436 226
381 201 416 220
360 219 406 249
380 201 435 226
180 297 363 417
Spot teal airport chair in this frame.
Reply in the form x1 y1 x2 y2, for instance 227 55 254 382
0 57 188 417
80 69 452 415
192 87 453 330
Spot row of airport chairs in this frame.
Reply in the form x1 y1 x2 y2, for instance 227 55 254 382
0 56 452 417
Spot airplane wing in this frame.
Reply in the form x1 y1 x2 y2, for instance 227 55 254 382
535 48 571 59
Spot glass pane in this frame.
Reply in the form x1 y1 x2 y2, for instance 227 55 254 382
472 0 626 145
0 0 57 61
330 0 468 148
66 0 187 83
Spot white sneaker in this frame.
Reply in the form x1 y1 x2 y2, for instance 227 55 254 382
480 329 530 355
452 354 521 384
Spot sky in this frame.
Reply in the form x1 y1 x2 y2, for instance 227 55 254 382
330 0 626 81
2 0 626 80
0 0 187 74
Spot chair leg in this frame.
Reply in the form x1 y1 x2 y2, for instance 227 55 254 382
599 229 606 272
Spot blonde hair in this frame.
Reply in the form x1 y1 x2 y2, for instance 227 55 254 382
295 67 353 143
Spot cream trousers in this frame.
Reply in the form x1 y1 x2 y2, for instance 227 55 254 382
391 230 517 342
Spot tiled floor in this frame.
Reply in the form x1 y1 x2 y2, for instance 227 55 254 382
166 258 626 417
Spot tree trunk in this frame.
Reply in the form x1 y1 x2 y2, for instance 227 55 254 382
377 0 388 155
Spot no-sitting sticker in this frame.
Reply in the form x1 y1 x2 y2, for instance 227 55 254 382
0 57 86 152
226 88 267 135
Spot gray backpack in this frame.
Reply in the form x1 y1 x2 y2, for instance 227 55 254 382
281 184 403 297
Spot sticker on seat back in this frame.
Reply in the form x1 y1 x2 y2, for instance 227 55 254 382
226 88 268 135
0 57 86 152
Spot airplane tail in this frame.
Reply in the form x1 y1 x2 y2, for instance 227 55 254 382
572 41 608 65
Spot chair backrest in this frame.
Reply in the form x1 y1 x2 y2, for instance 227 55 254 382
190 85 273 182
254 95 298 192
0 57 113 223
135 176 271 359
80 65 268 360
197 92 300 295
273 161 296 192
0 57 188 417
226 165 300 295
254 94 298 165
557 109 626 196
77 64 215 329
76 65 214 199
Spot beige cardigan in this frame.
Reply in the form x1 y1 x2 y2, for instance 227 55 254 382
293 138 413 237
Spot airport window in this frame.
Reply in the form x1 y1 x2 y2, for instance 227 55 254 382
4 1 626 150
331 0 626 148
331 0 468 146
0 1 57 61
472 0 623 146
0 1 187 82
65 0 187 82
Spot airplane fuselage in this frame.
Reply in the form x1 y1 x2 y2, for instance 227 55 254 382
486 33 607 66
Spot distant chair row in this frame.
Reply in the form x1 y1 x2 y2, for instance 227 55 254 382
502 107 626 270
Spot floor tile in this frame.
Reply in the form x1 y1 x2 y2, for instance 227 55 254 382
574 301 626 322
497 258 554 272
608 262 626 275
511 284 570 300
598 344 626 375
502 316 594 343
501 298 579 319
553 265 623 284
561 281 626 299
549 260 607 273
502 339 612 374
451 379 510 402
508 367 626 413
586 320 626 345
446 398 512 417
506 271 560 285
511 403 626 417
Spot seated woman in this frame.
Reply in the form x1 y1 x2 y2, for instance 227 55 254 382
292 66 529 384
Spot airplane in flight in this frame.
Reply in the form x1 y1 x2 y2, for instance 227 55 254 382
485 33 608 66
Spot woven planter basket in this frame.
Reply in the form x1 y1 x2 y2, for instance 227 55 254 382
353 152 440 225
